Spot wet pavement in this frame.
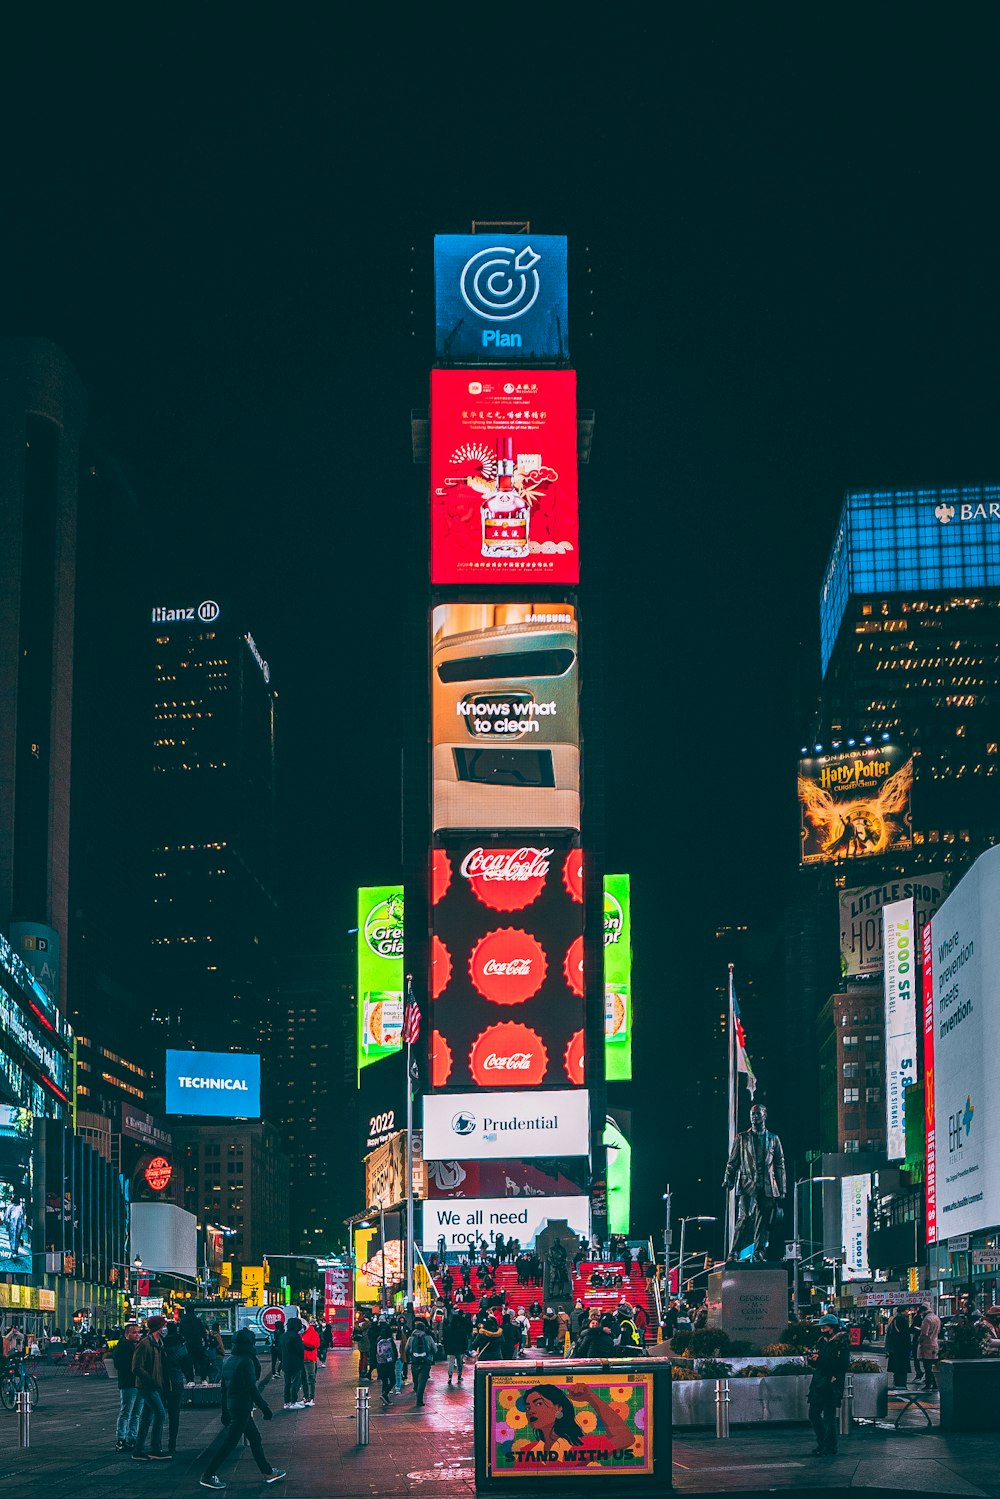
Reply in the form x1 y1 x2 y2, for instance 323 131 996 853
4 1354 1000 1496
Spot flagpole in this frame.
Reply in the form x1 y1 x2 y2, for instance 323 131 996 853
725 963 737 1259
405 972 415 1307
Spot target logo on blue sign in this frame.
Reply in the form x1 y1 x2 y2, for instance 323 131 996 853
435 234 568 363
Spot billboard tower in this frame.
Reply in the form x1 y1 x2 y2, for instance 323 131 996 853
418 230 598 1259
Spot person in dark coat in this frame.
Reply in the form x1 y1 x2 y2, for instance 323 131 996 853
499 1311 518 1361
179 1308 210 1383
807 1314 851 1456
319 1320 333 1364
162 1323 188 1454
198 1327 285 1491
574 1313 616 1358
443 1308 471 1385
279 1317 306 1408
541 1308 559 1353
885 1310 911 1390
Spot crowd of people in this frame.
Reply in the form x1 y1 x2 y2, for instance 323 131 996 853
106 1306 335 1489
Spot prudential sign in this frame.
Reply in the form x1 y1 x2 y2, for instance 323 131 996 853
422 1089 589 1161
434 235 568 363
165 1050 261 1118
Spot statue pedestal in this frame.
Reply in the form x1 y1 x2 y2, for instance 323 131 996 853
706 1266 788 1351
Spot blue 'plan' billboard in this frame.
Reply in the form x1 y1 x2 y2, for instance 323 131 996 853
435 235 568 363
165 1050 261 1118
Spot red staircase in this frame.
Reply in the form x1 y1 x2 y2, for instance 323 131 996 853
432 1260 655 1344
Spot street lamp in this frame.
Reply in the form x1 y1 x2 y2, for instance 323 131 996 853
792 1177 835 1317
678 1216 717 1300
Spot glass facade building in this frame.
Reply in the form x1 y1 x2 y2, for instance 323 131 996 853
821 486 1000 676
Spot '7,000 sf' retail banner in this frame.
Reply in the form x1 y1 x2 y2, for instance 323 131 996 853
430 369 578 585
798 743 913 866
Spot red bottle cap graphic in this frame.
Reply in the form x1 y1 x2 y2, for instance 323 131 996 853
431 1031 453 1087
563 935 585 997
431 934 453 998
564 1029 585 1085
431 849 452 905
562 849 584 904
460 846 551 912
469 1021 548 1086
469 928 547 1005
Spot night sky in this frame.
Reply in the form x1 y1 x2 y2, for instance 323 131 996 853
6 7 1000 1232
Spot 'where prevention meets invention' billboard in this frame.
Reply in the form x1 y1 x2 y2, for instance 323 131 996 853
924 846 1000 1243
430 370 578 585
434 235 568 364
799 743 912 866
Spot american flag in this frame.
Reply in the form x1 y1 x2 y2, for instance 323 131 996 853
403 976 421 1044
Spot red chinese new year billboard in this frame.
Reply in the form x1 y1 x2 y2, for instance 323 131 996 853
430 842 585 1091
430 369 579 585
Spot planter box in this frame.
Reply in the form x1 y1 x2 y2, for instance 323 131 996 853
850 1372 888 1421
940 1359 1000 1431
672 1375 807 1427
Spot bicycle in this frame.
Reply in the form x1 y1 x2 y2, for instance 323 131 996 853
1 1354 40 1412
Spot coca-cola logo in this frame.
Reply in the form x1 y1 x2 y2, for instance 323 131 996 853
562 849 584 904
431 934 453 999
563 935 585 998
563 1028 585 1085
469 928 547 1005
461 846 552 912
469 1021 548 1087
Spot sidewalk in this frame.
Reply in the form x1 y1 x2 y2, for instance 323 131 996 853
6 1350 1000 1496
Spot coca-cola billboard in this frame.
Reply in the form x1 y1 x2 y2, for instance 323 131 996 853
429 839 585 1091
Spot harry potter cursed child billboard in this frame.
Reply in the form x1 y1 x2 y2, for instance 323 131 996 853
799 744 913 866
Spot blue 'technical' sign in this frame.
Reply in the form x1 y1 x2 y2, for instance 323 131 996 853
435 235 568 363
165 1049 261 1118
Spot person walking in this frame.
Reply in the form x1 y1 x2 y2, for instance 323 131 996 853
180 1307 210 1383
198 1326 285 1491
162 1322 187 1454
404 1317 435 1409
444 1306 470 1385
300 1315 320 1406
318 1319 333 1365
131 1315 171 1462
885 1310 912 1391
915 1305 941 1390
374 1321 398 1406
112 1320 142 1451
270 1326 282 1381
279 1317 306 1409
807 1314 850 1456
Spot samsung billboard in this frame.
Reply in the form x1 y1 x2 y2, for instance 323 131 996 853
165 1051 261 1118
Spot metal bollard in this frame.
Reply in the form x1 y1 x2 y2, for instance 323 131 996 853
715 1377 731 1439
16 1389 30 1448
355 1384 370 1446
839 1374 854 1437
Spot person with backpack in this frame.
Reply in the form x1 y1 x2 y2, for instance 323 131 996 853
375 1321 398 1406
404 1318 435 1409
198 1326 285 1491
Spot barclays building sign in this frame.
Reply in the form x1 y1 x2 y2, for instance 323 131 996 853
435 235 568 363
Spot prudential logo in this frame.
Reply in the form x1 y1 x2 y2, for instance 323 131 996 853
451 1110 477 1137
461 244 541 346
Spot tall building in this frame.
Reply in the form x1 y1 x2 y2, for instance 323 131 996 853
793 485 1000 1149
273 952 354 1255
148 599 277 1060
0 339 87 1011
173 1118 290 1270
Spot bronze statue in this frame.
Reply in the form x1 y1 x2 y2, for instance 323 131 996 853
723 1102 787 1262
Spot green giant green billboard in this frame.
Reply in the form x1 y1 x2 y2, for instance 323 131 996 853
357 887 404 1075
604 874 632 1081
